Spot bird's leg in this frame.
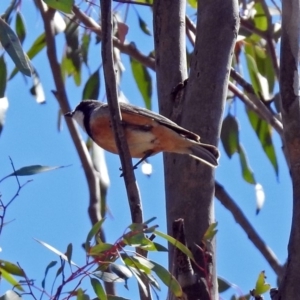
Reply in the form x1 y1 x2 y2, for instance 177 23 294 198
119 150 153 177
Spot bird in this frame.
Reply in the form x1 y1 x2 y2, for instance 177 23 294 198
65 100 219 169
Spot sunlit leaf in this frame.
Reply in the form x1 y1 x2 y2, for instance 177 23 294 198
129 267 148 295
187 0 197 8
221 114 239 158
34 238 78 266
41 261 57 289
65 243 73 265
0 18 31 77
154 230 194 261
89 243 113 256
43 0 74 13
94 271 124 283
110 264 132 280
85 219 106 251
150 261 183 297
253 271 270 296
247 109 278 177
0 267 23 291
82 69 100 100
203 222 218 242
0 260 24 277
15 12 26 44
130 57 152 109
238 144 256 184
91 278 107 300
253 3 268 31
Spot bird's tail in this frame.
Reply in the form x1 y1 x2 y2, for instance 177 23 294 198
189 143 220 168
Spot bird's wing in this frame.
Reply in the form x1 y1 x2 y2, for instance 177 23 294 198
118 102 200 142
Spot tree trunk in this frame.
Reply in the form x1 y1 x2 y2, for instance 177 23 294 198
154 0 239 298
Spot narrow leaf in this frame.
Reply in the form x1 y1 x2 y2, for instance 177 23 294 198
220 114 239 158
137 15 151 36
65 243 73 265
0 97 9 136
238 144 256 184
34 238 78 266
0 260 24 277
0 55 7 98
91 278 107 300
85 219 106 251
41 261 57 289
254 271 270 296
82 69 100 100
130 57 152 109
0 267 23 291
154 230 194 261
43 0 74 13
6 164 69 177
247 109 278 177
150 261 183 297
0 290 22 300
0 18 31 76
218 277 232 293
15 12 26 44
255 183 265 214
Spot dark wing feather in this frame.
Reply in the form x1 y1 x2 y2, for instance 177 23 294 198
119 102 200 142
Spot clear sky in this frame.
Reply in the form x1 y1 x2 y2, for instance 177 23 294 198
0 1 289 300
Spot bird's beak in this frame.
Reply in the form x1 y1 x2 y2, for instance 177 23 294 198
64 111 73 117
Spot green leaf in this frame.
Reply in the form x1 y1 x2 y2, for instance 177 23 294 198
238 144 256 184
85 219 106 251
0 260 24 277
10 33 46 80
253 3 268 31
187 0 197 8
137 15 151 36
15 12 26 44
91 278 107 300
253 271 270 296
81 32 91 66
0 55 7 98
130 57 152 109
82 69 100 100
203 222 218 242
0 18 31 77
43 0 74 13
0 267 23 291
5 164 69 178
89 243 113 256
247 109 278 177
220 114 239 158
218 277 232 293
65 243 73 265
150 261 183 297
154 230 194 261
122 255 153 274
110 264 132 280
41 261 57 289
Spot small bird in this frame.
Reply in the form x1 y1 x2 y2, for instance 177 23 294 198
65 100 219 168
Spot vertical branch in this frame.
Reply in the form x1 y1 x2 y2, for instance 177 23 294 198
277 0 300 298
100 1 149 299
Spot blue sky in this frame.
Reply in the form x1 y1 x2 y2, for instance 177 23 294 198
0 1 289 299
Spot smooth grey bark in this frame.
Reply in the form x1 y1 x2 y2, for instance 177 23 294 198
154 0 239 299
276 0 300 298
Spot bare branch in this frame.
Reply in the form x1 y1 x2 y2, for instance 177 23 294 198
215 181 284 277
228 81 283 136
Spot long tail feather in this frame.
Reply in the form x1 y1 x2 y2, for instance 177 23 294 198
189 143 219 168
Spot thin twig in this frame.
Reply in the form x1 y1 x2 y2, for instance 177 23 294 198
228 82 283 136
72 5 155 70
215 181 284 277
230 68 283 135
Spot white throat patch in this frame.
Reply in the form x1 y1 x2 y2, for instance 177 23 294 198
73 110 86 132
